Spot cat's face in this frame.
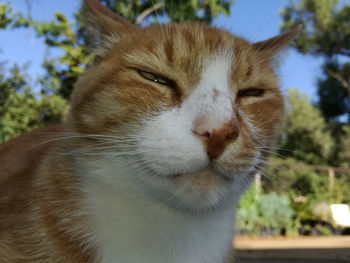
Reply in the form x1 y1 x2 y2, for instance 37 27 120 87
69 0 298 211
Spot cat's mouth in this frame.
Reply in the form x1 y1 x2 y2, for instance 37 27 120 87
169 157 257 184
165 167 235 210
171 167 232 185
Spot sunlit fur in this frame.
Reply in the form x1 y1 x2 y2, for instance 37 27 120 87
0 0 300 262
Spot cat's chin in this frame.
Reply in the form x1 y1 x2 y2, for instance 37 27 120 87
171 167 231 184
164 167 235 211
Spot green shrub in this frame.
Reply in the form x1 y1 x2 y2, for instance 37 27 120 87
236 184 293 236
258 192 294 232
264 157 350 233
236 183 261 235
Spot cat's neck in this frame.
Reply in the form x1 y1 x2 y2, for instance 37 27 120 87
77 157 237 263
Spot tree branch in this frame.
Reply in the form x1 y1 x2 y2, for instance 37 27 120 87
298 47 350 57
135 2 164 25
325 67 350 98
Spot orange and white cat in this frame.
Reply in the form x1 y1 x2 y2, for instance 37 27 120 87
0 0 301 262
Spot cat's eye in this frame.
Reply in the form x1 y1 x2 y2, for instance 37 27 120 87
138 70 168 85
238 89 264 97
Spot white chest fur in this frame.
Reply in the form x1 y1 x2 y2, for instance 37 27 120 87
80 161 237 263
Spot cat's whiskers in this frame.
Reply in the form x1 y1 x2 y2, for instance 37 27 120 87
169 0 173 24
255 157 303 191
18 134 117 158
257 157 283 172
250 166 286 194
254 161 306 194
61 145 138 156
258 145 292 152
250 166 272 183
22 132 141 158
258 148 288 159
161 0 171 40
151 0 165 41
33 131 130 139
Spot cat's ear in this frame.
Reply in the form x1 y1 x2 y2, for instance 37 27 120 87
82 0 136 57
252 25 302 55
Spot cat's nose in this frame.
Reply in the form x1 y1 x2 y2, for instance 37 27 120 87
193 117 239 160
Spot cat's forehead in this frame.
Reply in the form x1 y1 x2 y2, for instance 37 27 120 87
124 23 238 67
118 23 268 95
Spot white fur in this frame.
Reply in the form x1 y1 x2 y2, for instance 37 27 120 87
79 52 255 262
80 158 239 263
138 53 234 177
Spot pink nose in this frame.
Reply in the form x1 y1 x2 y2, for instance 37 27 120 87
193 117 239 160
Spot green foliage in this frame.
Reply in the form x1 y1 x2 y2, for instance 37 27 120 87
0 2 31 29
236 155 350 236
337 125 350 168
265 157 350 232
317 62 350 121
236 184 261 234
281 88 350 168
0 3 12 29
100 0 232 24
282 88 334 165
281 0 350 122
0 2 69 143
259 192 293 230
281 0 350 56
0 64 68 143
237 184 294 236
33 11 92 98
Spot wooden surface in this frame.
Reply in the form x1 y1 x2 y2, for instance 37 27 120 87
234 236 350 263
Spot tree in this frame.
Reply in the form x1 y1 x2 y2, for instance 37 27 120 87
0 3 68 143
336 125 350 168
281 88 335 165
100 0 232 24
0 63 68 143
281 0 350 122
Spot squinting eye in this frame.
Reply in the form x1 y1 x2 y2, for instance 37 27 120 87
138 70 168 85
238 89 264 97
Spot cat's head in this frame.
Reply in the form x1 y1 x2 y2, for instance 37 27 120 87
68 0 301 211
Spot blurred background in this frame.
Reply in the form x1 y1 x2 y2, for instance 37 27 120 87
1 0 349 259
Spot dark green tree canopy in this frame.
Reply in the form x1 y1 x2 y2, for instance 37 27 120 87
317 62 350 120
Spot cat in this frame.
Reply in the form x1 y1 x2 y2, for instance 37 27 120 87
0 0 301 262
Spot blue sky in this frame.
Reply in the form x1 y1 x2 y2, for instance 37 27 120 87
0 0 326 101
